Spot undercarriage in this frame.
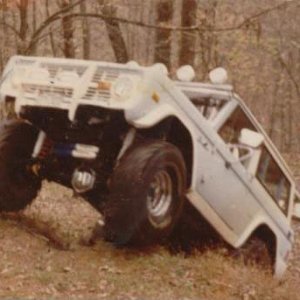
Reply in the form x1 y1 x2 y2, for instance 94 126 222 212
21 105 131 210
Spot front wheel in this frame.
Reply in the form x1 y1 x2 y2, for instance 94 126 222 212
0 119 41 212
103 141 187 246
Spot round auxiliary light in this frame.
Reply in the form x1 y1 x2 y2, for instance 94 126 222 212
11 67 27 88
152 63 168 76
112 76 135 100
209 67 228 84
11 73 22 88
126 60 140 68
176 65 195 82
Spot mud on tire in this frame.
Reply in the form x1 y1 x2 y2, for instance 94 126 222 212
103 140 187 246
0 119 41 212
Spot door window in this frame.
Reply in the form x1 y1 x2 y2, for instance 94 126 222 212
257 147 290 214
218 107 256 144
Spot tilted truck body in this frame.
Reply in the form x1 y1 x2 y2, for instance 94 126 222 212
0 55 298 277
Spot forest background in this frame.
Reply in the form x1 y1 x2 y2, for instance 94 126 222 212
0 0 299 161
0 1 300 299
0 0 300 159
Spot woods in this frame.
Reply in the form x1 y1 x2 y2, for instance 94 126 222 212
1 2 300 299
0 0 299 154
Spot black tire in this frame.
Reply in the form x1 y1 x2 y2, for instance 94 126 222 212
0 119 41 212
103 140 187 246
232 236 273 269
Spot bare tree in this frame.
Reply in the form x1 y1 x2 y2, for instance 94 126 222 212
45 0 57 56
30 0 37 54
196 1 220 79
179 0 197 66
58 0 76 58
100 1 128 63
154 0 173 68
25 0 84 55
80 0 91 59
17 0 29 54
0 0 9 70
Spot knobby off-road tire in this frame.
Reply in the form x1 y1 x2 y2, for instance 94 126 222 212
103 141 187 246
0 119 41 212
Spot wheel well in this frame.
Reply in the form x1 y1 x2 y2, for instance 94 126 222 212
138 117 193 187
250 224 277 264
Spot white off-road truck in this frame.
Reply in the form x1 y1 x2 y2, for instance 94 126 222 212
0 56 299 277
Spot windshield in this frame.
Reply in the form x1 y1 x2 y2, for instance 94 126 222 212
182 91 228 121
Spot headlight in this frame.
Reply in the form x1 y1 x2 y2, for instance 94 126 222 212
11 67 50 89
11 68 26 88
112 76 135 101
56 71 79 83
28 68 50 81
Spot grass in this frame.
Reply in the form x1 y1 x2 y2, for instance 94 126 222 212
0 181 300 299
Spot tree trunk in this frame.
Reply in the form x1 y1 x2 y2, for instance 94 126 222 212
18 0 29 54
59 0 76 58
179 0 197 66
154 0 173 69
101 3 129 63
45 0 57 56
0 0 8 71
80 0 91 59
31 0 37 54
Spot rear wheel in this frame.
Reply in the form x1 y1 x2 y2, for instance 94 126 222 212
232 236 273 270
0 119 41 212
103 140 187 246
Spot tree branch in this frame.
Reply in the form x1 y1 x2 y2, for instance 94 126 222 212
25 0 84 53
59 0 300 32
213 0 299 32
277 52 300 96
25 0 299 53
0 21 22 38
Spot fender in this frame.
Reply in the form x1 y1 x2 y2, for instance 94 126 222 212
233 213 277 248
233 214 292 278
125 102 181 129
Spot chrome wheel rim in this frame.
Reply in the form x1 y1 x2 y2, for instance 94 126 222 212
146 170 172 220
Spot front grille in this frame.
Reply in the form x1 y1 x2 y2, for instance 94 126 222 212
14 59 142 104
16 58 36 66
91 68 119 83
82 67 139 101
22 84 73 98
82 67 118 101
82 87 110 101
40 63 88 78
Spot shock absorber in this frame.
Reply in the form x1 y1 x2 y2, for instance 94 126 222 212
32 130 99 160
32 130 99 193
32 131 53 159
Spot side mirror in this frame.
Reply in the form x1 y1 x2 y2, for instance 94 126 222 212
239 128 264 148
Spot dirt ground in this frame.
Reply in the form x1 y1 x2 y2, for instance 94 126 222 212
0 181 300 300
